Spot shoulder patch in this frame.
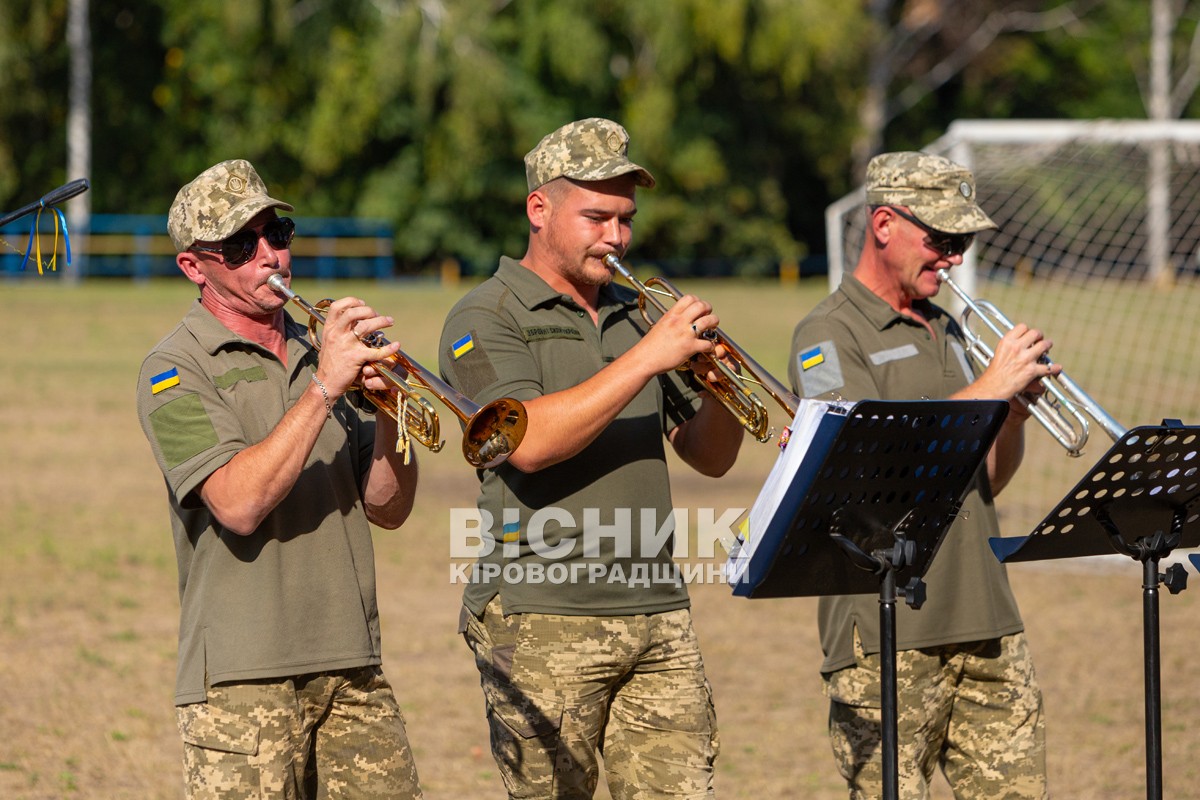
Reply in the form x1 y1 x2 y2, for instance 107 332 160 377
796 339 845 398
444 330 498 400
150 367 180 395
149 393 219 469
451 333 476 360
799 346 825 370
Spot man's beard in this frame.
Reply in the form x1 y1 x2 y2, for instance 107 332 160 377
560 251 616 288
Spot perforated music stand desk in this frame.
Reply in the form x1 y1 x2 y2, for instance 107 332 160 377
743 399 1008 800
989 421 1200 800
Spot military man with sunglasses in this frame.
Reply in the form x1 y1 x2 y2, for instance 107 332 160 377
788 152 1055 800
137 159 423 799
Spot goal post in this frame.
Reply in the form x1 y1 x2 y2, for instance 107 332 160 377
824 119 1200 539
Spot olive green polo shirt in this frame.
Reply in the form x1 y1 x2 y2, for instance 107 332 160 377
439 257 702 617
137 301 383 705
788 275 1024 673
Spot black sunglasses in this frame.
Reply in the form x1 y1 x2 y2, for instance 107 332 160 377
192 217 295 266
886 207 974 258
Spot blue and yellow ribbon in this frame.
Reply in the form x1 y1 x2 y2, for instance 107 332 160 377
19 204 73 276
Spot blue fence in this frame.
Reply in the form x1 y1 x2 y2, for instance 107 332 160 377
0 214 394 279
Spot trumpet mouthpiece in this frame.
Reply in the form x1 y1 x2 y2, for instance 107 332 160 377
603 253 632 279
267 274 290 295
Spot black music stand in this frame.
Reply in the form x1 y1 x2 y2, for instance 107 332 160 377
741 399 1008 800
0 179 90 228
989 421 1200 800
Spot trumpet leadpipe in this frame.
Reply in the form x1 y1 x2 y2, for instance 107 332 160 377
604 254 800 442
267 274 528 468
935 269 1126 456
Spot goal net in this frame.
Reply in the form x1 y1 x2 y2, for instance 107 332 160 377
825 120 1200 543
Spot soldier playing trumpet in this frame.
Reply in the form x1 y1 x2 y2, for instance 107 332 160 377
789 152 1053 800
439 118 744 799
137 159 423 799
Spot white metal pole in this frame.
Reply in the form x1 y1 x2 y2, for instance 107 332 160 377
67 0 91 283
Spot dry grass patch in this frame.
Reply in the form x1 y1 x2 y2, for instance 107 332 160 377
0 277 1197 798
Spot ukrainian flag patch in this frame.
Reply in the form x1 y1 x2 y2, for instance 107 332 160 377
150 366 180 394
502 521 520 543
451 333 475 360
800 346 825 370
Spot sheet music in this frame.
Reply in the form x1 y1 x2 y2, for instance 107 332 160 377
725 397 853 586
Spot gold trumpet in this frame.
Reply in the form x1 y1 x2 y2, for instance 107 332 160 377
267 275 527 469
935 268 1126 457
604 254 799 443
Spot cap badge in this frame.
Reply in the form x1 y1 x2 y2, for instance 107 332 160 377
606 132 622 152
959 181 972 198
228 176 246 194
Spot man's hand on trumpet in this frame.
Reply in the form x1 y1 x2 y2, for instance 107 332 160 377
632 292 720 376
968 322 1062 412
960 321 1065 429
312 296 403 398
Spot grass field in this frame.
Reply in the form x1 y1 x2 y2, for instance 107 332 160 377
1 275 1199 799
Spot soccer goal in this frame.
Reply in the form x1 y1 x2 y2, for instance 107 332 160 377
825 119 1200 541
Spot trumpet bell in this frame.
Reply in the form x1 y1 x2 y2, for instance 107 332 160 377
463 397 528 469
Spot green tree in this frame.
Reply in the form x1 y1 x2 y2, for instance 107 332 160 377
854 1 1104 175
9 0 1174 274
146 0 867 273
0 1 72 211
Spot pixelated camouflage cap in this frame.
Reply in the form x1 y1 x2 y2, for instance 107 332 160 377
167 159 294 251
524 118 656 192
865 151 997 234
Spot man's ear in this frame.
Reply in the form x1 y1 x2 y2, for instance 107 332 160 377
527 189 551 232
176 251 206 288
869 206 895 247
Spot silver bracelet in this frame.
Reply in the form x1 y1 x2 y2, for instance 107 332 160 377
310 373 333 419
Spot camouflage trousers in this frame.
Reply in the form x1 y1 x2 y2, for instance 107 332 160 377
824 630 1046 800
462 598 720 800
176 665 422 800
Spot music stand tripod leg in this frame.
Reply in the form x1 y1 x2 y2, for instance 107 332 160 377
1096 506 1189 800
879 565 899 800
1142 554 1163 800
832 510 926 800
